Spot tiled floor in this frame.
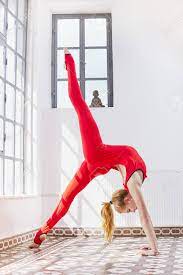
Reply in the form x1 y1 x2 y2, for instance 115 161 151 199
0 236 183 274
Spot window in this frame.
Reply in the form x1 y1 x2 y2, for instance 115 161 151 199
0 0 28 195
51 14 113 108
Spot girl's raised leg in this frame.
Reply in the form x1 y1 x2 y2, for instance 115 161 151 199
65 50 103 163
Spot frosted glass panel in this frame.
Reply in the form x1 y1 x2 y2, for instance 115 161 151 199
5 121 14 157
16 56 24 90
17 22 25 57
0 118 4 153
4 159 14 195
8 0 17 15
15 125 23 159
6 48 15 84
85 49 107 78
16 91 24 124
6 84 15 120
0 157 3 194
57 49 80 79
15 161 23 194
0 43 5 78
0 79 4 116
18 0 25 23
57 19 79 47
57 81 81 108
0 2 5 34
85 80 108 107
85 18 107 47
7 13 16 49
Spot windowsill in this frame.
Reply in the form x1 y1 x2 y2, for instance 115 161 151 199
0 195 41 199
0 193 61 199
56 106 114 110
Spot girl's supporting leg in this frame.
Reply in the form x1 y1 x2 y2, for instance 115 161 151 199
65 54 103 163
33 161 95 245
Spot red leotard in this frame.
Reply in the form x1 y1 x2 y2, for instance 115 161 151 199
33 53 147 245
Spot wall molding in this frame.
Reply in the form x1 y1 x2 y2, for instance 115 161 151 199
1 226 183 251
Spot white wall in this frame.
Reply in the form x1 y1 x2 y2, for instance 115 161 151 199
0 196 42 239
0 0 42 240
32 0 183 231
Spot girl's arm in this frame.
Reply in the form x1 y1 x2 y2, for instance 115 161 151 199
127 177 159 255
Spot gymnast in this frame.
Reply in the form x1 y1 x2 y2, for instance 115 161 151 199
29 48 159 256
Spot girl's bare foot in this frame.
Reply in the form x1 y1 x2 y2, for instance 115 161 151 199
64 47 70 54
140 245 151 250
28 234 47 249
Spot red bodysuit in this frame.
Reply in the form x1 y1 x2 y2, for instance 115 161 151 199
33 53 147 245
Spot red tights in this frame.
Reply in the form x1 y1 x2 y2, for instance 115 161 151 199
34 54 102 244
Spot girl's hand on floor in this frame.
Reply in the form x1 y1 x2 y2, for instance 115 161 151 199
139 249 160 256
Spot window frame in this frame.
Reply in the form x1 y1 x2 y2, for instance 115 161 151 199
51 13 113 108
0 0 28 195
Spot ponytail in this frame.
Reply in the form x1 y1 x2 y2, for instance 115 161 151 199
101 202 115 242
101 189 128 242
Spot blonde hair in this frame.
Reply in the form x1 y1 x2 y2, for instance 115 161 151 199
101 189 129 242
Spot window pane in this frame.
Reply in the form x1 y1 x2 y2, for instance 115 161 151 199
17 22 25 57
5 121 14 157
15 161 23 194
0 157 3 195
18 0 25 23
0 2 5 34
4 159 14 195
0 118 4 153
15 125 23 159
33 89 37 106
85 18 107 47
85 80 108 107
85 49 107 78
6 48 16 84
33 106 37 141
57 19 79 47
7 12 16 49
25 133 31 167
16 90 24 124
25 100 31 133
8 0 17 15
57 49 80 79
57 81 74 108
5 84 15 120
0 79 5 116
33 141 37 176
16 56 25 90
0 42 5 78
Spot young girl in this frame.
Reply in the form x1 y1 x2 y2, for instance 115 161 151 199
29 49 159 256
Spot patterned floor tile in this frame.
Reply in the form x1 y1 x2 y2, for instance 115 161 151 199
0 236 183 274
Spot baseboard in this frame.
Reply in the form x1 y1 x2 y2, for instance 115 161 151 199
1 226 183 251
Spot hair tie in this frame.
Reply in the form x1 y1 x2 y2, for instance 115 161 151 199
109 200 113 205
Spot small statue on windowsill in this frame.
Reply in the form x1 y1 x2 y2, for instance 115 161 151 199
89 90 105 107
